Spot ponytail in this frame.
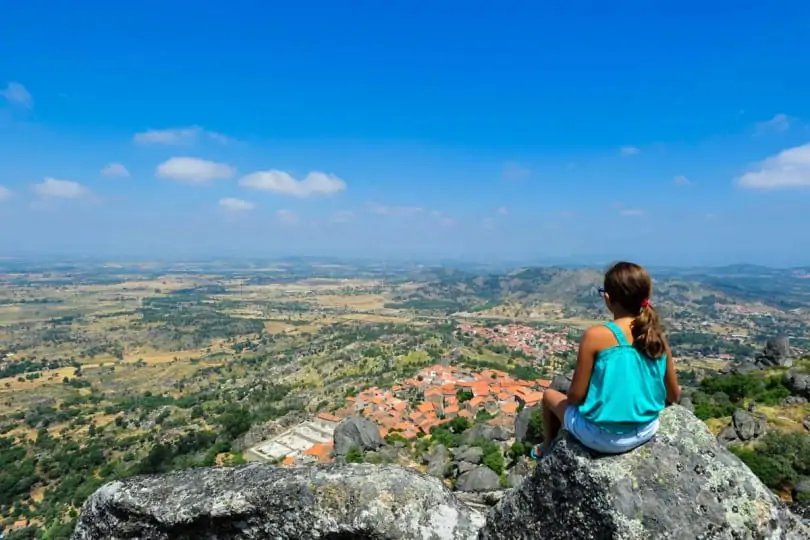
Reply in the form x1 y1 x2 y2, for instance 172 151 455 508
632 304 667 359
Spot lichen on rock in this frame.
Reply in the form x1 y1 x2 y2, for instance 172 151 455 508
481 405 808 539
72 406 809 539
71 463 484 540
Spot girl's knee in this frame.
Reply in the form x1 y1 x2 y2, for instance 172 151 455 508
543 388 562 405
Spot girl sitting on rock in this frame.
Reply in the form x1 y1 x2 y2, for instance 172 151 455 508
532 261 681 457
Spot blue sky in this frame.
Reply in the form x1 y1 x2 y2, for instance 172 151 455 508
2 2 810 265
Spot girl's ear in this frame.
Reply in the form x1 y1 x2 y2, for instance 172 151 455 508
603 293 612 311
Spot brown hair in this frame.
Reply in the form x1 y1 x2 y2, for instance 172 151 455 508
603 261 667 359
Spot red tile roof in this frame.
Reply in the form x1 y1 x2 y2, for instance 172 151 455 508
304 442 334 463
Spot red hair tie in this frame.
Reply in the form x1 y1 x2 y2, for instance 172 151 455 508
640 299 651 309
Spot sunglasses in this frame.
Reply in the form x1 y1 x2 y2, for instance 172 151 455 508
597 287 607 297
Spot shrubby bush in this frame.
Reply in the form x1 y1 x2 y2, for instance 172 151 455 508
731 431 810 494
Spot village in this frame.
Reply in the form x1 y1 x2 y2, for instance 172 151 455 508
457 323 577 358
248 363 551 466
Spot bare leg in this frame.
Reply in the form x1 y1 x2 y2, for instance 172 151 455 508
542 389 569 448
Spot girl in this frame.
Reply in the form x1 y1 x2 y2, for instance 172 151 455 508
533 261 680 457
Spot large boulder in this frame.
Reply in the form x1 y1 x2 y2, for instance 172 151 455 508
332 415 384 456
757 336 792 368
784 369 810 399
731 408 767 442
514 405 539 443
454 446 484 465
480 405 808 539
550 373 573 394
427 444 452 478
455 467 501 493
717 408 767 447
71 464 484 540
462 424 510 445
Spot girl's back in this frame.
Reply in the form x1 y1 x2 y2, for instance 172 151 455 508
578 321 667 433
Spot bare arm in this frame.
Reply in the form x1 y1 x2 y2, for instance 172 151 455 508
567 327 601 405
664 344 681 404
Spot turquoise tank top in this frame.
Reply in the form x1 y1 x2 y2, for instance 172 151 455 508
578 321 667 433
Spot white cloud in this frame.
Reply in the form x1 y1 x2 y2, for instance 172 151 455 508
239 170 346 197
367 203 424 216
276 209 299 225
619 146 640 157
32 178 88 199
1 82 33 108
502 161 530 181
674 175 691 186
156 157 235 184
0 186 11 202
101 162 130 178
755 113 791 134
620 208 645 217
133 126 230 145
482 218 496 230
738 143 810 189
218 197 255 212
496 206 509 216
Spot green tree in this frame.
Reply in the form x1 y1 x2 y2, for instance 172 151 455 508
345 445 364 463
525 407 544 444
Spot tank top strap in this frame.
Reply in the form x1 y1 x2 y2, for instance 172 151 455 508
603 321 630 347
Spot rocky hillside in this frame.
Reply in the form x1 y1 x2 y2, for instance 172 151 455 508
72 406 808 539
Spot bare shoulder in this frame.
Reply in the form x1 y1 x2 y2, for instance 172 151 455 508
581 324 615 348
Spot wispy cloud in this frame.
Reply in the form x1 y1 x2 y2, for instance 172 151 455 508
619 146 640 157
754 113 791 134
156 157 235 184
218 197 255 213
239 170 346 198
619 208 645 217
276 209 299 226
0 186 11 202
101 162 130 178
674 175 691 186
1 82 33 108
133 126 230 145
32 178 89 199
502 161 531 181
367 203 424 216
738 143 810 189
496 206 509 216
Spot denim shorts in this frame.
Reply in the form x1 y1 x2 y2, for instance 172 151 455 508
564 405 659 454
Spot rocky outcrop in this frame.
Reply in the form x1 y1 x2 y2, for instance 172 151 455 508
455 466 501 493
426 444 452 478
453 446 484 465
73 406 809 539
718 408 767 445
461 424 510 444
784 369 810 399
757 336 792 368
481 405 808 539
513 405 538 443
71 464 484 540
504 457 533 489
550 372 573 393
332 416 384 456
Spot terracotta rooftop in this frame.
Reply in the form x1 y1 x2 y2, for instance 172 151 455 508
304 442 334 463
